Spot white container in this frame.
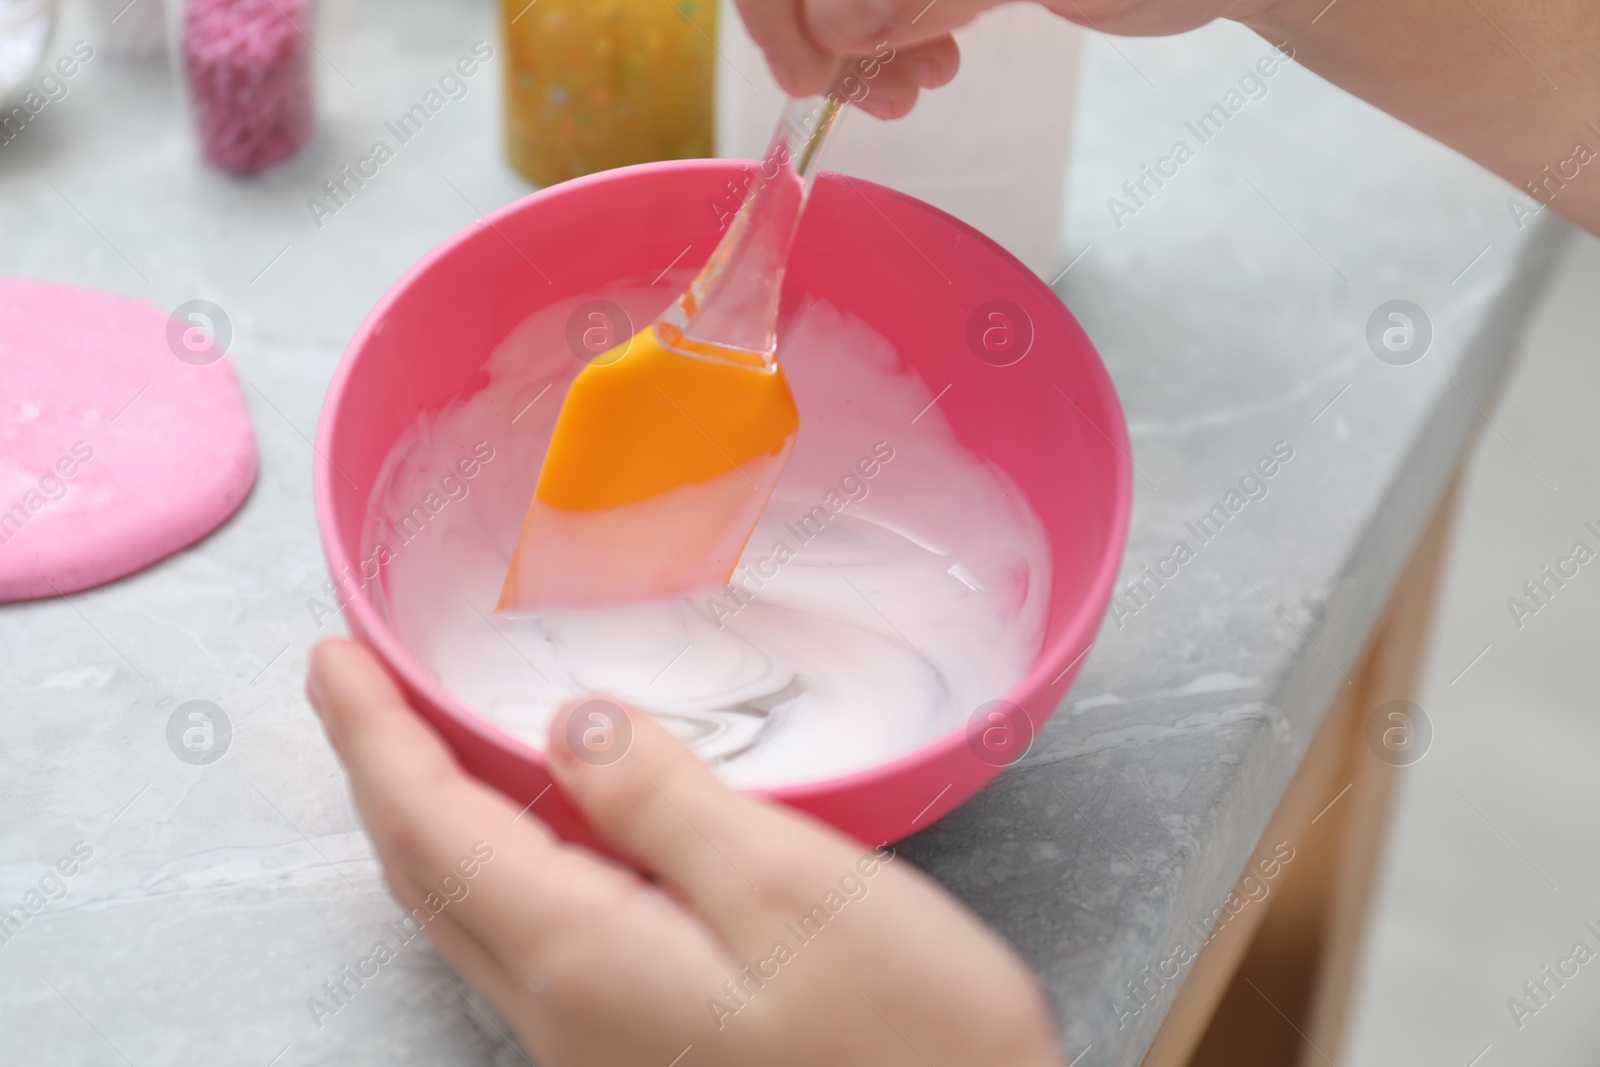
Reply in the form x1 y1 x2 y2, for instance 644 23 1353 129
714 0 1084 280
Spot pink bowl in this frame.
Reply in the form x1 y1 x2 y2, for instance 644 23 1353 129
314 160 1130 848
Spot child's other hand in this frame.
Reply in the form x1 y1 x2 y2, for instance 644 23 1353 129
307 638 1061 1067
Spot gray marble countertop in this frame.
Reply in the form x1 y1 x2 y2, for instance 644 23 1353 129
0 2 1569 1065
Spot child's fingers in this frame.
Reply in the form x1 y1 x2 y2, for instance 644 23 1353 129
848 36 961 119
378 860 531 1028
307 642 691 987
735 0 840 96
545 697 865 949
803 0 992 53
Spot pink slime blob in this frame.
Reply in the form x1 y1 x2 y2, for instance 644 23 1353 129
0 278 257 602
181 0 314 175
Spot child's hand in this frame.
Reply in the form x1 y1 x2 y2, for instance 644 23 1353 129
738 0 1267 118
734 0 963 119
307 638 1061 1067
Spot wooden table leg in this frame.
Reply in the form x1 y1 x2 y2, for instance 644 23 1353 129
1142 476 1460 1067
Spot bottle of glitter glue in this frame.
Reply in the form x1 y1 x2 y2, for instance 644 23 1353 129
172 0 315 175
500 0 715 186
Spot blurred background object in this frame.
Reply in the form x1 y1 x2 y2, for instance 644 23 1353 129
170 0 316 174
715 0 1083 279
499 0 716 187
89 0 165 58
0 0 57 106
1342 231 1600 1066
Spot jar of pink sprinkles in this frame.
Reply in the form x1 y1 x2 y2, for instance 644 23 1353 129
175 0 315 175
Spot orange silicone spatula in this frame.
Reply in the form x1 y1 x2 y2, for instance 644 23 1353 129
497 92 848 613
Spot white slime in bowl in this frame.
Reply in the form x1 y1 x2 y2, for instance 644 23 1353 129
363 282 1052 788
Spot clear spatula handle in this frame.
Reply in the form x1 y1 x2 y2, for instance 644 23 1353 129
657 91 848 365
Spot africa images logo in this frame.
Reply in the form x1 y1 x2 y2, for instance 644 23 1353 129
166 700 232 765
